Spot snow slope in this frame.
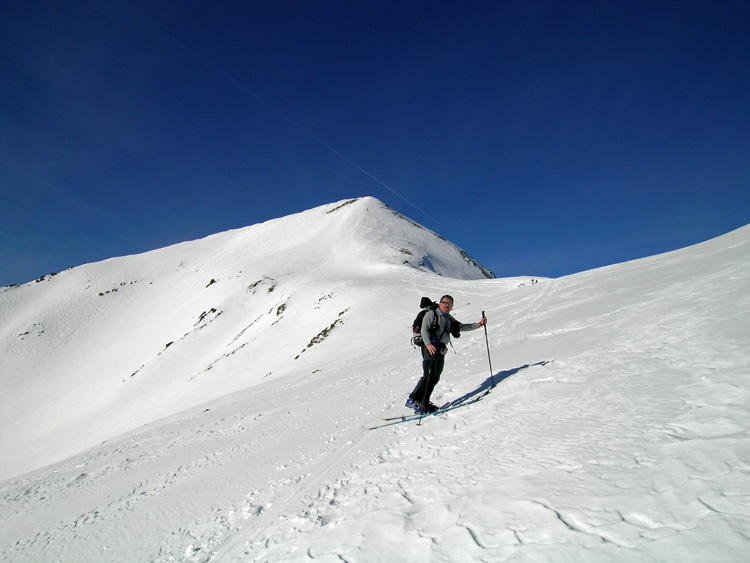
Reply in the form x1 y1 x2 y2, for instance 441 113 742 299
1 199 748 562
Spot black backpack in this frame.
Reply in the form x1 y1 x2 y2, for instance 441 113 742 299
411 296 461 347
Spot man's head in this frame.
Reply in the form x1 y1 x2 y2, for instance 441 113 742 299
439 295 454 313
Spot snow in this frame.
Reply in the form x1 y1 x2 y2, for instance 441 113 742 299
1 196 748 562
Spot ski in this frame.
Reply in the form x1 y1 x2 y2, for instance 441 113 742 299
368 413 438 430
369 390 490 430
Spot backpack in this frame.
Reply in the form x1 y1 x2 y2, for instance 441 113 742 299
411 296 461 347
411 297 438 347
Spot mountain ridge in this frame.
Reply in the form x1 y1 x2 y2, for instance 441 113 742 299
2 197 493 291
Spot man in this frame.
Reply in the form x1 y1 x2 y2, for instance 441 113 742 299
406 295 487 414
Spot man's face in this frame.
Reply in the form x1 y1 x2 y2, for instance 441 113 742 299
439 298 453 314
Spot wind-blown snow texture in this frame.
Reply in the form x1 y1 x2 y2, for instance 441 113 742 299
1 197 748 562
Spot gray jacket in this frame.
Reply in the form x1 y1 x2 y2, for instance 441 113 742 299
421 309 481 354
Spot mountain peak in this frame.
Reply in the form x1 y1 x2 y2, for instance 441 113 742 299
312 196 494 279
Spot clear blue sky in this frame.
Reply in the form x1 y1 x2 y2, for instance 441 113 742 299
2 0 749 286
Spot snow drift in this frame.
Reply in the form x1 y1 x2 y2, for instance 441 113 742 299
1 198 748 562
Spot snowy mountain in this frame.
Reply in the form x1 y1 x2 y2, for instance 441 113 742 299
0 196 492 481
1 198 748 562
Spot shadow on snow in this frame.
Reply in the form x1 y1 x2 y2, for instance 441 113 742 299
444 360 552 409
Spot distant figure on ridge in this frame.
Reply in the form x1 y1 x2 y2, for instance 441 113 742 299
406 294 486 414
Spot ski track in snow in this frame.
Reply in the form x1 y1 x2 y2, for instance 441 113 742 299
1 200 749 562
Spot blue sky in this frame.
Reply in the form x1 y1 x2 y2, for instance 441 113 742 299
2 0 749 286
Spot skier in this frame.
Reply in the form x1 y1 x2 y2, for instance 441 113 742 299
406 295 487 414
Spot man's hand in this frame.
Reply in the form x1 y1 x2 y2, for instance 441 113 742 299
479 316 487 327
426 343 437 355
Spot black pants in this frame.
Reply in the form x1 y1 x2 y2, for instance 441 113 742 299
410 346 445 405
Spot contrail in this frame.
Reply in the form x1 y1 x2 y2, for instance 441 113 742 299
149 20 438 224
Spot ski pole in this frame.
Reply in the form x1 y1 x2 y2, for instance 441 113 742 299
482 311 495 388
